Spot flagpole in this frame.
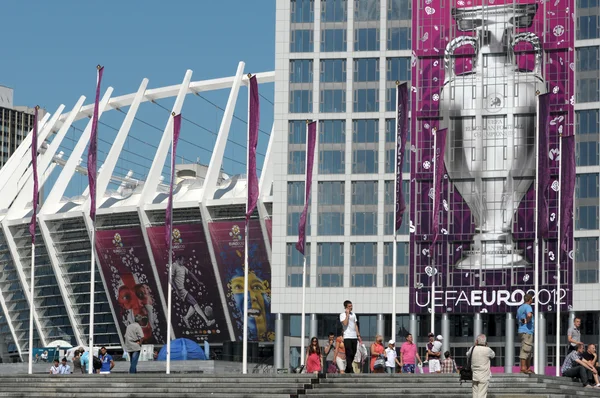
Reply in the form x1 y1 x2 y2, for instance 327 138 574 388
166 113 175 375
300 120 310 366
88 224 96 374
28 106 39 375
391 84 399 342
242 74 253 375
430 129 437 335
555 133 563 376
533 94 540 375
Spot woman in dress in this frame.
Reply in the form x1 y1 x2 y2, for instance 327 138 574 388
333 336 346 374
305 337 322 374
370 334 385 373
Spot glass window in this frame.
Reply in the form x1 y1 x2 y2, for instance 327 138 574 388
288 212 311 235
354 58 379 82
319 120 346 143
291 30 314 52
387 58 411 82
354 28 380 51
383 242 409 287
577 78 600 103
577 141 599 167
577 0 600 7
354 0 380 20
577 47 600 72
387 0 411 20
318 181 345 205
287 243 311 287
288 151 306 174
318 243 344 266
352 149 378 173
352 119 378 143
288 182 305 205
321 60 347 82
576 174 600 199
321 0 347 22
575 237 599 284
320 90 346 112
577 15 600 40
289 90 313 113
351 212 377 235
321 29 347 52
577 110 599 135
319 150 345 173
318 212 345 235
291 0 315 23
576 205 599 230
352 181 378 204
289 120 307 144
387 27 411 50
351 242 377 266
353 88 379 112
290 60 313 83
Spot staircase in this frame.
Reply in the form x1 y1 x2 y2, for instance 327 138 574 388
0 372 599 397
308 373 600 398
0 373 317 398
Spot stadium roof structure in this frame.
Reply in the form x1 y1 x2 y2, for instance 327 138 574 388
0 62 275 360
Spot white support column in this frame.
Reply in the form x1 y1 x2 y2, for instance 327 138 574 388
0 221 47 348
257 126 275 264
0 246 23 359
0 113 51 192
200 62 246 197
42 89 114 214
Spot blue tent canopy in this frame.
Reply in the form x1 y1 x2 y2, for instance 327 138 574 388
157 338 206 361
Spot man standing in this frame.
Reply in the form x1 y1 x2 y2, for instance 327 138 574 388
339 300 360 374
98 346 114 374
567 317 582 353
516 293 534 374
428 335 443 373
124 314 145 374
399 333 422 374
323 332 336 373
469 334 496 398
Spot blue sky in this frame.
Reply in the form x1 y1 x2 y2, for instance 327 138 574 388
1 1 275 196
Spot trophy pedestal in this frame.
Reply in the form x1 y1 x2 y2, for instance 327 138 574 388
456 233 529 269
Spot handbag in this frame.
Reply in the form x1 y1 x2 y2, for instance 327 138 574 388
327 362 338 373
459 346 475 385
374 354 385 370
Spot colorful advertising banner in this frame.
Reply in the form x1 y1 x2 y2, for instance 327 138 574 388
209 220 274 342
95 228 167 344
410 0 574 313
147 224 229 343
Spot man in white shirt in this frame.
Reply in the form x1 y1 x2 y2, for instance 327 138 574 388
428 335 443 373
468 334 496 398
339 300 361 374
49 359 60 374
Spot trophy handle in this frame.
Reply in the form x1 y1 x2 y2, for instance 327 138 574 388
443 36 479 84
511 32 543 75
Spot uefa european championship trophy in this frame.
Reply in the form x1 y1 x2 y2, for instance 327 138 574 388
440 3 546 269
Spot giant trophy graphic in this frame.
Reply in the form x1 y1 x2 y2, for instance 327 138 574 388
441 3 545 268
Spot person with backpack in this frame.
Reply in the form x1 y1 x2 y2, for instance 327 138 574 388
467 334 495 398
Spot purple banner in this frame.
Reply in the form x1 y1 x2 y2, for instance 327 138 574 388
410 0 574 314
165 114 181 248
395 83 409 231
147 224 229 343
87 65 103 222
538 94 551 240
430 128 447 249
560 134 575 253
29 107 39 244
95 228 167 344
209 220 274 342
246 75 260 221
296 121 316 255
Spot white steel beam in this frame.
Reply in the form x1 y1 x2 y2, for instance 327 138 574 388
0 113 50 192
200 62 246 201
0 221 47 348
42 89 114 215
257 125 275 264
139 70 192 205
53 72 275 127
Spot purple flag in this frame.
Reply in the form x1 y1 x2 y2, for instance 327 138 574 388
87 66 104 222
537 94 551 240
395 83 409 231
295 121 317 255
165 114 182 248
246 75 260 221
560 133 575 253
29 107 39 244
431 128 447 248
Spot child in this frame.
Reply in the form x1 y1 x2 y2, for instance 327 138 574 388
385 340 401 374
